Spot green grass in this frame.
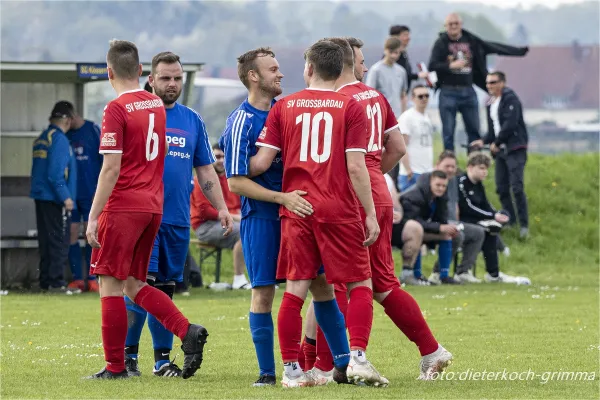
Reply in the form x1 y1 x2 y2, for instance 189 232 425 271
2 152 599 399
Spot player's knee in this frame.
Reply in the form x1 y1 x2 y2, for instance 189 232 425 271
123 276 147 299
373 289 393 304
404 220 424 241
155 281 176 299
69 224 80 244
347 278 373 292
309 277 334 302
251 286 275 313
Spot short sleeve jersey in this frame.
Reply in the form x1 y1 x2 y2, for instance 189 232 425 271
99 89 166 214
337 81 399 206
257 88 368 223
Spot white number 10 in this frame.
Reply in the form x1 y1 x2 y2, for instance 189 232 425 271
366 103 383 152
297 111 333 163
146 113 159 161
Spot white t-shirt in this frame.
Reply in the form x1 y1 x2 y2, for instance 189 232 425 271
397 107 434 175
490 96 501 136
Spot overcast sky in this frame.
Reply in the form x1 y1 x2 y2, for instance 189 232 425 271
445 0 590 9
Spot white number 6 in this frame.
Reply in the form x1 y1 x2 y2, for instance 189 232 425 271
146 113 159 161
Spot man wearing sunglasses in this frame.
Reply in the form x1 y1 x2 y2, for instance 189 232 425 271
397 85 435 192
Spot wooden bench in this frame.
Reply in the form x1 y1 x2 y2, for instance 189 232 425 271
189 239 222 283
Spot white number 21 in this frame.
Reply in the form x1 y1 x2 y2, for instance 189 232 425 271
366 102 383 152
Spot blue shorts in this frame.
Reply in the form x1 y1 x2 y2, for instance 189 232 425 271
71 199 93 222
148 223 190 283
241 216 284 288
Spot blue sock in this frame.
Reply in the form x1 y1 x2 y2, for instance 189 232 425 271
413 253 423 278
148 313 174 369
68 243 83 280
125 295 147 358
84 244 92 270
438 240 453 279
249 312 275 377
313 299 350 368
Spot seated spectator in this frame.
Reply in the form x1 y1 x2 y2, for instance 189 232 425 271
458 152 530 284
385 174 424 285
191 144 250 289
400 170 460 284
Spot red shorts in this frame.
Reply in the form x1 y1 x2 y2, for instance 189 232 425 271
334 206 398 294
90 212 162 281
277 217 370 284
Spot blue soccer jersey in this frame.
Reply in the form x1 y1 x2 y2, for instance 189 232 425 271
219 99 282 220
67 120 102 201
163 103 215 227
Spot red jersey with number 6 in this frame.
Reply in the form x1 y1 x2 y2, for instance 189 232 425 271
99 89 166 214
337 81 399 206
257 88 368 223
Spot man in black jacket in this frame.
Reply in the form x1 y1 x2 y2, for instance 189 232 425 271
428 13 528 152
472 71 529 239
400 170 460 285
458 152 530 284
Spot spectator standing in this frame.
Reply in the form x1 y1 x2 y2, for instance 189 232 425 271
30 101 77 293
397 85 434 192
366 37 408 118
390 25 429 88
428 12 528 152
472 71 529 239
65 103 103 293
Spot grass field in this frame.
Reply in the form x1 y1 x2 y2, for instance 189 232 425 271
1 152 599 399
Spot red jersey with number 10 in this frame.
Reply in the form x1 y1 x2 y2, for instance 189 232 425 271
337 81 399 206
257 88 368 223
99 89 166 214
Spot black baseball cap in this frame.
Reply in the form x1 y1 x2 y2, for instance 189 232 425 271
50 101 74 119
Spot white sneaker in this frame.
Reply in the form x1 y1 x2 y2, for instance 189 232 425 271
428 272 441 285
402 270 431 286
347 356 389 387
232 281 251 290
455 270 482 284
419 345 453 380
306 367 334 385
503 247 511 257
281 371 317 388
485 271 529 284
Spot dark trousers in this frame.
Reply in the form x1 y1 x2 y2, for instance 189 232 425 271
35 200 70 289
481 232 499 277
439 86 481 151
495 149 529 228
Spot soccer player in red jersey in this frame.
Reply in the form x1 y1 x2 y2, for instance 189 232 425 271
250 40 382 387
85 40 232 380
307 37 453 382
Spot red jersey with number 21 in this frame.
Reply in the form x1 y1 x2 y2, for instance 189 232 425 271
257 88 368 223
99 89 166 214
337 81 399 206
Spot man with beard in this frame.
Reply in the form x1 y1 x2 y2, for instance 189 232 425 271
219 47 314 386
124 51 233 378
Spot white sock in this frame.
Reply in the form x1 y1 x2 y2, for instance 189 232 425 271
284 362 302 378
233 274 247 286
351 349 367 363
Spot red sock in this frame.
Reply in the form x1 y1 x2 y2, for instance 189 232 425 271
314 325 334 371
101 296 127 373
346 286 373 350
298 337 306 371
134 285 189 340
303 337 317 370
335 289 349 319
277 292 304 362
381 286 439 356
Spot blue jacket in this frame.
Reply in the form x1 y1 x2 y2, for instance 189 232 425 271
30 124 77 205
67 120 102 200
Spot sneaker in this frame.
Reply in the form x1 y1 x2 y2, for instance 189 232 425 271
47 286 73 295
232 282 251 290
306 367 334 385
502 247 511 257
153 361 183 377
455 271 482 284
181 324 209 379
87 279 99 293
67 280 84 294
419 345 453 380
484 271 528 285
440 276 461 285
402 271 430 286
519 227 529 240
253 374 276 387
347 356 389 387
428 273 441 285
125 354 141 377
281 371 317 388
85 367 128 379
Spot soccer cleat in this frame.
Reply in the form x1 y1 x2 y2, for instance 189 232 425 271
87 280 99 292
85 367 129 380
67 280 84 294
253 374 276 387
153 361 183 377
419 345 453 380
124 354 141 377
333 364 351 385
455 271 482 284
181 324 209 379
347 356 389 387
306 367 334 385
281 371 317 388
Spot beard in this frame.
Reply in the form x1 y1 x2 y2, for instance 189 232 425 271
155 87 181 105
258 78 282 98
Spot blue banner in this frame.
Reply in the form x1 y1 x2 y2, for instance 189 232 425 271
77 63 108 79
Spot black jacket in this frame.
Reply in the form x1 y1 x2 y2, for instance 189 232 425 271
457 173 496 224
428 29 529 92
398 52 418 86
400 173 448 233
484 87 528 153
